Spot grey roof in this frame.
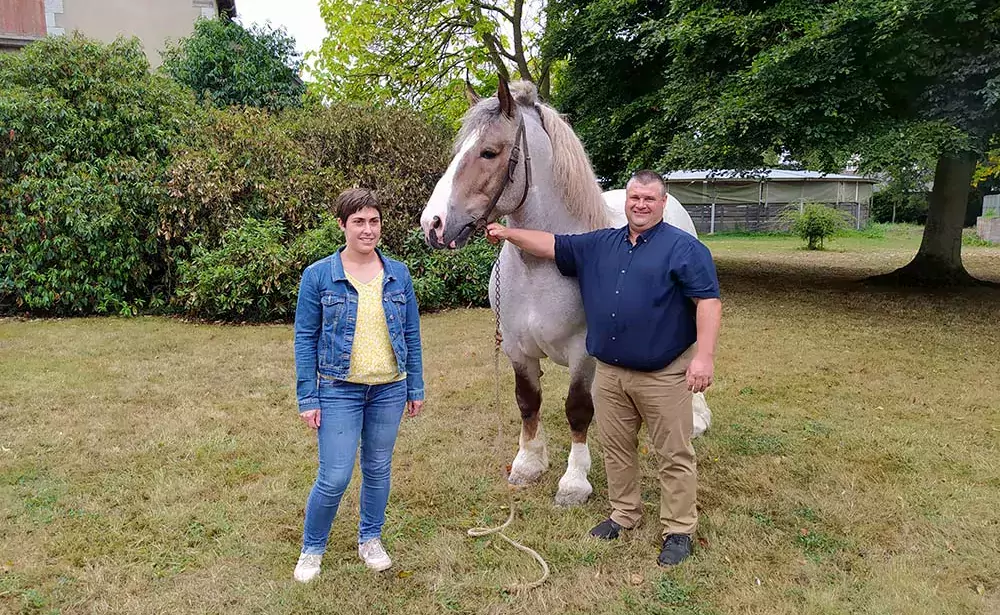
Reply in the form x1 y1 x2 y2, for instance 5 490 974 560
664 169 879 183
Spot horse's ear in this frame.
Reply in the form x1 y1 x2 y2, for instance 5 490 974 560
497 76 514 119
465 80 481 107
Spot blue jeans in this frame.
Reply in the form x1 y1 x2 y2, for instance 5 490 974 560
301 378 407 555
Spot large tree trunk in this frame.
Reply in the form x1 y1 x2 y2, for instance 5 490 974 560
868 151 982 286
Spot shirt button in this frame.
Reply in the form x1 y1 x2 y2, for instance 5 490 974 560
611 313 615 317
611 336 616 341
615 290 619 294
620 269 625 274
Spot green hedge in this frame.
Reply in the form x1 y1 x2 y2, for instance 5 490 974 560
163 104 450 257
173 224 498 321
397 231 498 312
0 35 201 315
1 35 464 319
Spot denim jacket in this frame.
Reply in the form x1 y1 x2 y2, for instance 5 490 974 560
294 248 424 411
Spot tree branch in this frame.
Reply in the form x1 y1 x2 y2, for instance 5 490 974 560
537 58 552 99
377 17 466 65
480 31 512 81
472 0 514 24
511 0 533 81
488 35 518 62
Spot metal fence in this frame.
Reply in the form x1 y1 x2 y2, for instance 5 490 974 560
683 201 870 235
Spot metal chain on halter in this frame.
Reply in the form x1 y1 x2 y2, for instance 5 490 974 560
466 231 550 594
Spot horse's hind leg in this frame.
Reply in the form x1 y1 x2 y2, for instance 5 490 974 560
555 354 595 506
692 391 711 438
507 356 549 486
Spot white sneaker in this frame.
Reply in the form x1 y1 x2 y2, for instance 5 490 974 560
358 538 392 572
293 552 322 583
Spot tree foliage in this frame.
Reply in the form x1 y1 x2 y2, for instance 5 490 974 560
553 0 998 176
553 0 1000 283
161 17 306 110
974 141 1000 186
312 0 551 122
547 0 673 185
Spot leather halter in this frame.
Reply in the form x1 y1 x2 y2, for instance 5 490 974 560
455 114 533 243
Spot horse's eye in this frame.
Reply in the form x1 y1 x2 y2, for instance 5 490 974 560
480 150 498 160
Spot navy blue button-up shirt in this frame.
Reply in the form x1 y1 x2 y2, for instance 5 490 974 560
554 222 720 372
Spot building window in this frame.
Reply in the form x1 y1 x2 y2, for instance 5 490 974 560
0 0 47 48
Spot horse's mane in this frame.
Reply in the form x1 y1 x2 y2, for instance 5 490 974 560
457 81 611 231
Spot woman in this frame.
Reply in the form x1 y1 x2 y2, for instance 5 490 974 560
292 188 424 582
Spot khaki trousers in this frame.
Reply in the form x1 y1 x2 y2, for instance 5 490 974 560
593 345 698 537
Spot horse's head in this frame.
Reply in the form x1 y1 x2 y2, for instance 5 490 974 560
420 78 537 249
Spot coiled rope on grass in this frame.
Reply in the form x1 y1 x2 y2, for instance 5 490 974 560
465 253 550 594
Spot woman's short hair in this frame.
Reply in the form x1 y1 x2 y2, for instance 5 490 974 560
334 188 382 223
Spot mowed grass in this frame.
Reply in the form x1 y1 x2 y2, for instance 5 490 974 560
2 227 999 615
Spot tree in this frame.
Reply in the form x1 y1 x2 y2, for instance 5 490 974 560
547 0 674 184
161 17 306 110
311 0 551 122
553 0 1000 285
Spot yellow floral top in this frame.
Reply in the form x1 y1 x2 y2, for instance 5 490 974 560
344 270 405 385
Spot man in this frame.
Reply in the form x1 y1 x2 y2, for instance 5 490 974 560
485 170 721 567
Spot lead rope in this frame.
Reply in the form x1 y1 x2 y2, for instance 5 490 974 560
465 242 550 594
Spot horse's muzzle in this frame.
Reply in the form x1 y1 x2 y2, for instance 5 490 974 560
424 214 477 250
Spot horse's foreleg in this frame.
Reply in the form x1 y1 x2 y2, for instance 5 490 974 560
507 357 548 486
555 356 595 506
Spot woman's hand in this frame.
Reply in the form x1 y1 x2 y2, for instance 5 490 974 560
406 400 424 418
299 409 321 429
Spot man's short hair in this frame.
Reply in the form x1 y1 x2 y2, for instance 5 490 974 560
626 169 667 197
334 188 382 223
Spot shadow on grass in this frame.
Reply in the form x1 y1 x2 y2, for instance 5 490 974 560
717 257 1000 325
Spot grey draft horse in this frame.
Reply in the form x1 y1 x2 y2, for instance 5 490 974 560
420 79 711 506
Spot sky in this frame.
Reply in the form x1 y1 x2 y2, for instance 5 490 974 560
230 1 545 83
234 0 327 78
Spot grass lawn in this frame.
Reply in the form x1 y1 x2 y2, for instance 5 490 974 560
2 226 999 614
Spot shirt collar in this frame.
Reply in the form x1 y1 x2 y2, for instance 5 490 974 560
331 247 395 283
625 221 664 245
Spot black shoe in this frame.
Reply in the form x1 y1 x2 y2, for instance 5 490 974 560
589 518 625 540
658 534 692 566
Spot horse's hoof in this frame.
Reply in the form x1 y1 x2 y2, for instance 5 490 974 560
554 487 592 507
507 466 545 486
554 476 592 507
508 444 548 485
